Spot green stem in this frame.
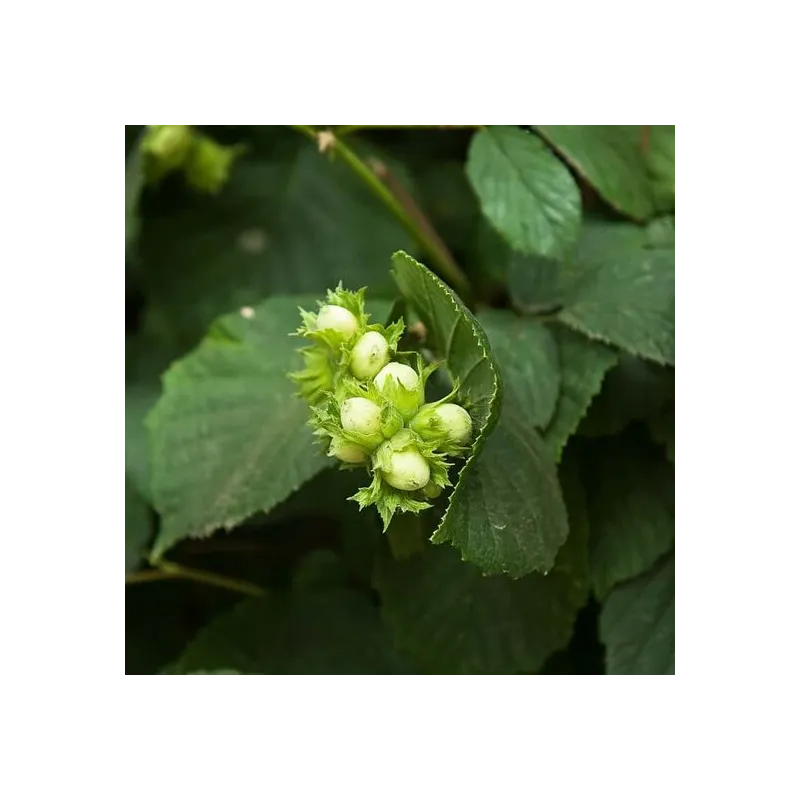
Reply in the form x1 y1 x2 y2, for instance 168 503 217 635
125 569 173 585
127 558 264 597
292 125 472 301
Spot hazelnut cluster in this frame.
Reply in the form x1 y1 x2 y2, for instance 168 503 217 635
290 286 473 528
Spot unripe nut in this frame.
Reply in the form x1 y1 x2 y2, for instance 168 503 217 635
374 362 423 420
329 441 368 464
383 447 431 492
340 397 382 438
374 362 419 393
411 402 473 446
316 305 358 339
350 331 390 380
433 403 473 445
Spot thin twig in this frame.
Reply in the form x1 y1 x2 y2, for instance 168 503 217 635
292 125 472 301
125 569 174 585
126 558 264 596
368 155 465 294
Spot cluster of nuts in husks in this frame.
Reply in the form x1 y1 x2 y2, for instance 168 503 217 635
290 286 473 528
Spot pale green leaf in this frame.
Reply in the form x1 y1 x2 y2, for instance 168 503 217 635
600 551 675 674
478 310 560 429
466 126 581 258
586 438 675 598
147 296 331 559
543 327 618 461
175 587 406 674
536 125 654 221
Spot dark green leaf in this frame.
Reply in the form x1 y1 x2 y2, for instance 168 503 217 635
646 215 675 248
535 126 654 221
543 327 618 461
392 252 568 577
126 476 151 572
585 438 674 598
125 144 145 256
558 226 675 365
478 310 560 429
558 448 592 587
466 126 581 258
430 398 569 577
391 251 501 435
291 550 348 592
175 587 406 674
648 402 675 463
262 421 388 587
411 162 509 296
600 552 675 674
140 141 415 350
570 218 648 267
646 126 675 213
579 354 674 438
125 371 161 502
508 252 573 313
376 462 588 674
147 296 331 559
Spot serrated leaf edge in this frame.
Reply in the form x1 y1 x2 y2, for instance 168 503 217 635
389 251 504 548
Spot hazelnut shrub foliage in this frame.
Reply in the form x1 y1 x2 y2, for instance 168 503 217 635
126 125 675 675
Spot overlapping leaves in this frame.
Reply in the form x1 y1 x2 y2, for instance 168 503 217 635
583 437 675 599
542 327 618 462
392 252 568 577
600 551 675 674
535 125 655 221
511 219 675 366
375 451 589 673
466 126 581 258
